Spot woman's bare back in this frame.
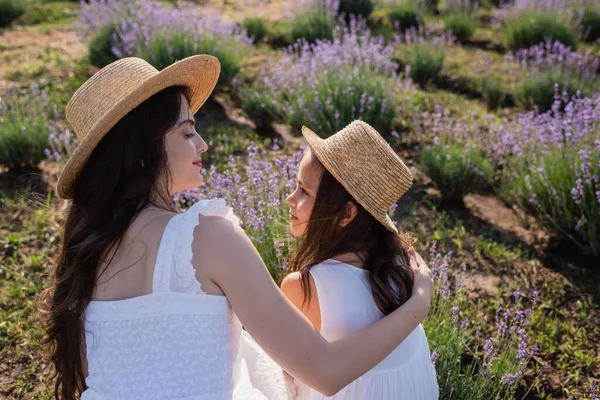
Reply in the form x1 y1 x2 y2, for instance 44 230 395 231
92 208 175 301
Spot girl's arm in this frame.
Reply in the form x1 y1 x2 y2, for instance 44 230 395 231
195 217 432 397
281 272 321 331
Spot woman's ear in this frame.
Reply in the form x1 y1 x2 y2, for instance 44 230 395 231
339 201 358 227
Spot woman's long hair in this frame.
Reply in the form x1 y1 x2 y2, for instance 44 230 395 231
38 86 188 400
288 152 415 316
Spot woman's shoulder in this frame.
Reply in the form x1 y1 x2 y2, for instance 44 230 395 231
184 198 256 272
181 198 241 226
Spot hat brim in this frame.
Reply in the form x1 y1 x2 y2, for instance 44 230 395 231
57 55 220 199
301 125 399 233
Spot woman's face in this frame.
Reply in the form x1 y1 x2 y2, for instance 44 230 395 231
286 150 323 238
164 94 207 195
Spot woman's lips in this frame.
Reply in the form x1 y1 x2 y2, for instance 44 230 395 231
192 160 202 168
290 214 298 221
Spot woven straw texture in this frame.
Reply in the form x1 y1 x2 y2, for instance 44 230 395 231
302 120 413 233
57 55 220 199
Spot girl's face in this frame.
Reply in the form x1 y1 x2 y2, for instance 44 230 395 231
164 94 208 194
286 150 323 238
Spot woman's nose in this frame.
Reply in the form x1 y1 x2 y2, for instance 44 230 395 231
197 135 208 153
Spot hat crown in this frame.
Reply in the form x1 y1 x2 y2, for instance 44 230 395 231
66 58 159 141
303 120 413 233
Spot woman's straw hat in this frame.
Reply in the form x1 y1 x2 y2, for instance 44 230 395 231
302 120 413 233
56 55 220 199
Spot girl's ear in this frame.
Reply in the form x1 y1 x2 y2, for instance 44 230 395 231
339 201 358 227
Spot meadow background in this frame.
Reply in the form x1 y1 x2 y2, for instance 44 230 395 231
0 0 599 398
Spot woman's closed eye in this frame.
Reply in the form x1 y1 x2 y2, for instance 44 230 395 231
185 132 196 139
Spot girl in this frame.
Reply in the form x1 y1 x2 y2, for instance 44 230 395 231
283 120 439 399
38 56 434 400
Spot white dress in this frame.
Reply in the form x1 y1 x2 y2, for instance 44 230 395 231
82 199 292 400
294 259 439 400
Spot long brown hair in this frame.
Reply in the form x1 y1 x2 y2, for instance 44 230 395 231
38 86 188 400
288 152 415 316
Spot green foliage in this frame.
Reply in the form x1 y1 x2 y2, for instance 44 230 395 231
137 31 244 87
89 23 120 68
581 7 600 43
500 147 600 256
242 17 267 45
514 70 597 112
444 13 476 42
202 124 270 171
387 4 424 32
338 0 375 18
265 19 294 47
290 11 335 44
410 45 445 88
0 0 24 27
0 86 56 170
420 142 493 205
18 1 79 26
504 13 577 50
480 76 507 109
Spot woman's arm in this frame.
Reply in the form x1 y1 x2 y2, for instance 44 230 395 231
194 217 432 397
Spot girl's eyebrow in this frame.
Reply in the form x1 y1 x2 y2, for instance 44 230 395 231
298 178 315 191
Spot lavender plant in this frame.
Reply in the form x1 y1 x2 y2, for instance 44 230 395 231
503 0 591 35
170 141 544 397
501 134 600 255
392 26 455 89
77 0 251 86
503 12 578 50
175 145 304 279
420 139 493 205
424 245 539 399
416 92 600 255
240 20 411 136
44 122 78 163
0 83 56 170
509 40 600 111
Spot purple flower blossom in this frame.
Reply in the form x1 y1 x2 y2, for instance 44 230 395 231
452 306 459 324
430 348 439 367
513 287 521 303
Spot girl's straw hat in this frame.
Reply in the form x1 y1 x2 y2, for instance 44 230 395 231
56 55 220 199
302 120 413 233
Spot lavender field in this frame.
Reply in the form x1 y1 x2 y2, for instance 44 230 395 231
0 0 599 398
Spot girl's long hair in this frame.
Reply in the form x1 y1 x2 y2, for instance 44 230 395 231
288 152 415 315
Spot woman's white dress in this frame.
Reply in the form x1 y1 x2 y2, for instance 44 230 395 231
82 199 292 399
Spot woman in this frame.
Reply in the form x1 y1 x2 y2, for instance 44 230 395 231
38 55 433 400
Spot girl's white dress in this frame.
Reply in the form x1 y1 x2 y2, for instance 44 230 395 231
293 259 439 400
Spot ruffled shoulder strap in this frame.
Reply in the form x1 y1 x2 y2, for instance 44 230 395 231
154 198 241 294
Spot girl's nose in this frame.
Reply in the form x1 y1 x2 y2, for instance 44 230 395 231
286 191 295 207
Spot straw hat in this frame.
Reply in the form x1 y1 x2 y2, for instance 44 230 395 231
56 55 220 199
302 120 413 233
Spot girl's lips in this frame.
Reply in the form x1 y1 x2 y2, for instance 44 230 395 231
192 161 202 168
289 214 298 221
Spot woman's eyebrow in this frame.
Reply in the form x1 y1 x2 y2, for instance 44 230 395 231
177 118 195 127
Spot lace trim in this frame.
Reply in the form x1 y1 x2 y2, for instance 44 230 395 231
172 198 241 294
